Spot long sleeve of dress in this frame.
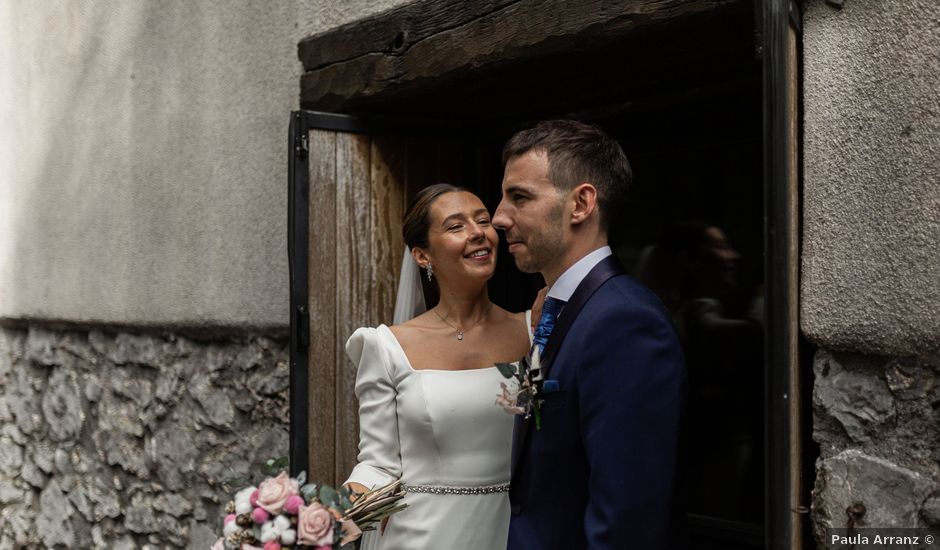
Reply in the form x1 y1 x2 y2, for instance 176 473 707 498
344 327 402 489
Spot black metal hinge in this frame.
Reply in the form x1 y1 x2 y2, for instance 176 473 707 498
296 306 309 350
295 131 308 159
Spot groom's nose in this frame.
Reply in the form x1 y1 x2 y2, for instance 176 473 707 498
492 200 511 231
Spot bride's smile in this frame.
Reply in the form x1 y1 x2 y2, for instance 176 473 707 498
420 190 498 283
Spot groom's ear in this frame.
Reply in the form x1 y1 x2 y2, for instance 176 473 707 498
569 183 598 225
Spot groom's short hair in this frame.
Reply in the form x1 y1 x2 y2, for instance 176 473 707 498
502 119 632 231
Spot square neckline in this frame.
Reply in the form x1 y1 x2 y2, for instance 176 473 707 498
378 324 501 373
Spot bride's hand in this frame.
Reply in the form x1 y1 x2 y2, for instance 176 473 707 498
345 482 369 502
531 286 549 331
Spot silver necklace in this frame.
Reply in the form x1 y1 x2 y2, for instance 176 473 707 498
433 303 492 341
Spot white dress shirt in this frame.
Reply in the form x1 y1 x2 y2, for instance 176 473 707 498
546 246 613 313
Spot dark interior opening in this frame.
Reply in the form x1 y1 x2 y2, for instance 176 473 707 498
334 2 766 547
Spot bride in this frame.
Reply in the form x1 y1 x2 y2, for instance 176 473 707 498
344 184 532 549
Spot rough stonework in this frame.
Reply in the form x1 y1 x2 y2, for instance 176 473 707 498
812 349 940 545
812 449 936 544
0 325 289 549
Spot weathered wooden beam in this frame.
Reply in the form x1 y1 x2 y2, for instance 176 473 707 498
299 0 745 111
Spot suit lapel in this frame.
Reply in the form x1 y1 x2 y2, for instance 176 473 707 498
510 254 626 481
540 254 625 379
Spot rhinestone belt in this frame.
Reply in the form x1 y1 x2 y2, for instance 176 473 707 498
402 482 510 495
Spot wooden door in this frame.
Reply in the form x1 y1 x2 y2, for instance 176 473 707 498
288 112 465 485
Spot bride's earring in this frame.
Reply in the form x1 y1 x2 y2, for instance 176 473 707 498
426 263 433 282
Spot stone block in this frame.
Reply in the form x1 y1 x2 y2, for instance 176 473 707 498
109 367 154 408
884 357 935 400
922 491 940 526
0 479 24 504
150 425 198 491
0 437 23 476
25 326 69 367
3 504 37 547
813 350 895 444
108 332 162 367
19 455 45 489
153 492 193 518
189 518 220 549
87 476 121 521
31 441 54 473
36 479 75 548
8 368 42 435
188 372 235 430
41 368 84 442
124 491 158 534
68 483 94 522
801 0 940 357
813 449 936 545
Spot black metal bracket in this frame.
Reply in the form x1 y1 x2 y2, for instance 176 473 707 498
288 111 311 477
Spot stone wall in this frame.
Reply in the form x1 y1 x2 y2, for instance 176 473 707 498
803 0 940 544
811 350 940 543
0 326 289 549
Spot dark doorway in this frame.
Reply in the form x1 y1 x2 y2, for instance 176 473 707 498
292 0 777 547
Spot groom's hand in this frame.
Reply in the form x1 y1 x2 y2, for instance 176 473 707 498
531 286 548 331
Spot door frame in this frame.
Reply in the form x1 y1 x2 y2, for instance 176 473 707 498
762 0 804 548
288 0 805 530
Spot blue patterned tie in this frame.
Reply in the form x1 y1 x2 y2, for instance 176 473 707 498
532 297 563 354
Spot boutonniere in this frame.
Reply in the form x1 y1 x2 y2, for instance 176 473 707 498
494 347 546 430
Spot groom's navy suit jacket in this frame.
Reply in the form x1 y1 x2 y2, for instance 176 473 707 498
508 255 687 550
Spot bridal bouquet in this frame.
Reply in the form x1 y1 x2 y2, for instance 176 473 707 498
213 459 406 550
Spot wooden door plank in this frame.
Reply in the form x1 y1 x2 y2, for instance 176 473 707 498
308 129 337 484
334 132 373 485
371 136 408 326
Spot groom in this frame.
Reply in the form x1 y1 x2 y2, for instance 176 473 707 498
493 120 687 549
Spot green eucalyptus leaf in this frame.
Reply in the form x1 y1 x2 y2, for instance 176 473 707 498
494 362 517 379
319 485 339 507
301 483 319 502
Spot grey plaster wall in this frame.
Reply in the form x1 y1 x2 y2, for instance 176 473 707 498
0 0 411 333
801 0 940 357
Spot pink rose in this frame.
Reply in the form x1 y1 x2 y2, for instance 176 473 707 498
255 472 299 515
297 503 334 547
263 542 281 550
211 538 225 550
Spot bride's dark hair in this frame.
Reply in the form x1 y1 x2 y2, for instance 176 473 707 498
402 183 469 250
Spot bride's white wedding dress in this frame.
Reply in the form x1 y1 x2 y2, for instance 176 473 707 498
344 313 531 550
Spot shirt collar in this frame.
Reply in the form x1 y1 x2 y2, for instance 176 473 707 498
546 246 613 302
